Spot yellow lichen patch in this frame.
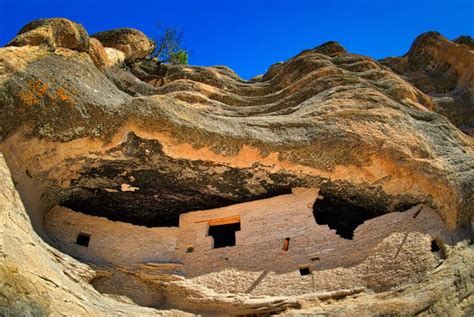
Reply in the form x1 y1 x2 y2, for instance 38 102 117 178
17 79 76 107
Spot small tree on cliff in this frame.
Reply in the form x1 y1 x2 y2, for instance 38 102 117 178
152 24 189 65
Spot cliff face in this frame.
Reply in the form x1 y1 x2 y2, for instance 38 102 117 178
0 18 473 316
380 32 474 135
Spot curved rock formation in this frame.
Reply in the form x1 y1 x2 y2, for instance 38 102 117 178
6 18 89 52
454 35 474 49
88 37 111 69
0 18 473 316
380 32 474 135
91 28 155 60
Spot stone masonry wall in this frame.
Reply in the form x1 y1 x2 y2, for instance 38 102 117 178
44 205 178 265
176 188 453 277
188 231 443 296
44 188 455 278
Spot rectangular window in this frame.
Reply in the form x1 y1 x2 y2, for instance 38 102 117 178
76 232 90 247
208 218 241 249
299 266 311 276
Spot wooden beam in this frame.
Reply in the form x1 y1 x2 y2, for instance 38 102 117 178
195 215 241 226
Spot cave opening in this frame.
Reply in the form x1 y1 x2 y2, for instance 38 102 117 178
430 239 447 259
312 190 387 240
61 185 292 228
208 222 241 249
431 240 440 252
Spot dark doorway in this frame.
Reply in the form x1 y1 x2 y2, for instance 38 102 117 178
76 232 90 247
312 191 383 240
431 240 440 252
208 222 241 248
430 239 446 259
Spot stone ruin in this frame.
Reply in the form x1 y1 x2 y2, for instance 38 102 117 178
0 18 473 316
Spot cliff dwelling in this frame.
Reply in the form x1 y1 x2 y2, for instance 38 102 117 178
7 157 467 315
42 187 455 280
0 17 473 317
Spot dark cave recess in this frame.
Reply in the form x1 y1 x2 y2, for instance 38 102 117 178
61 186 293 227
312 188 417 239
58 132 421 229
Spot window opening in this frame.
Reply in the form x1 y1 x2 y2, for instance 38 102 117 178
208 222 241 248
76 232 90 247
282 237 290 251
299 266 311 276
312 192 381 239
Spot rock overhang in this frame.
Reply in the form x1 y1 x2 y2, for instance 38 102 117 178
0 37 472 229
1 17 473 316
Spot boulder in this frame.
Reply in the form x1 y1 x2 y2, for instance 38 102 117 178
104 47 126 66
88 37 110 69
7 18 89 52
91 28 154 60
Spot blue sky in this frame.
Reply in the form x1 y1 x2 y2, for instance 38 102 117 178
1 0 473 79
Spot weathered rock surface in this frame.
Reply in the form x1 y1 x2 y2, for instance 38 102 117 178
6 18 89 52
454 35 474 49
88 37 110 69
380 32 474 135
1 152 473 315
0 18 473 316
91 28 155 60
1 37 472 229
0 153 187 316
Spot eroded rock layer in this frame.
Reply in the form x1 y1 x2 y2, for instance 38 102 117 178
1 42 473 228
0 18 473 316
380 32 474 135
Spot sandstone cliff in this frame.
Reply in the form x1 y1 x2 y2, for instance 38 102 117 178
0 18 473 316
380 32 474 135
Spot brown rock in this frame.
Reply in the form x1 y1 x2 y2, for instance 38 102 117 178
0 152 472 315
6 18 89 52
0 153 188 316
454 35 474 50
0 37 472 229
91 28 154 61
88 37 110 69
380 32 474 135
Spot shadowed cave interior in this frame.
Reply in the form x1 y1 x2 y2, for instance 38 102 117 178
312 190 388 239
59 178 416 239
60 184 294 227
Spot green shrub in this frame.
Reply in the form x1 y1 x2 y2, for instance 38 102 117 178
169 49 189 65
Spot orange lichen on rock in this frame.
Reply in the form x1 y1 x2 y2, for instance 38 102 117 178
56 87 73 103
33 80 48 96
18 91 39 106
17 79 76 107
18 80 49 106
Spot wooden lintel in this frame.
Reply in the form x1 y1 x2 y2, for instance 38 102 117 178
196 215 241 226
